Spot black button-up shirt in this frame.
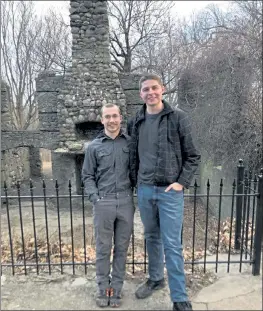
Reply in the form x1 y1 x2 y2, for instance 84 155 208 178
82 130 131 204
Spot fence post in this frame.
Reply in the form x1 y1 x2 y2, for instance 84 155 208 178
252 169 263 275
235 159 245 250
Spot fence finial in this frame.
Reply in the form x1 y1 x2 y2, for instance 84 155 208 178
238 159 244 166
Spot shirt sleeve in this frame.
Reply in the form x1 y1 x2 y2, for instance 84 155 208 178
82 144 100 204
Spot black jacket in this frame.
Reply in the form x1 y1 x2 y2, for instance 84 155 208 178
127 101 201 188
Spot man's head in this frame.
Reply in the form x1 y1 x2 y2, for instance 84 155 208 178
139 74 165 108
100 104 122 137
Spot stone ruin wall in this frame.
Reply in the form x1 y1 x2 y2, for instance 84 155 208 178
1 82 29 186
1 148 30 187
1 82 13 131
1 76 141 190
1 0 143 189
56 0 127 152
1 81 52 187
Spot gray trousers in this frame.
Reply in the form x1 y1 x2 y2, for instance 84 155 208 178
93 191 134 291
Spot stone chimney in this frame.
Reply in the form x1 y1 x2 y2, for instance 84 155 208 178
57 0 126 151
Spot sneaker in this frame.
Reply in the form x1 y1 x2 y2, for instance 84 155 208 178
109 288 122 308
96 288 110 307
173 301 193 311
135 278 165 299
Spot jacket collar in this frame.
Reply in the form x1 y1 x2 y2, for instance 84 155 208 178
135 100 173 125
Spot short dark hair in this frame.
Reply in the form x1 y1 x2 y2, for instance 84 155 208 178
100 103 121 116
139 73 163 90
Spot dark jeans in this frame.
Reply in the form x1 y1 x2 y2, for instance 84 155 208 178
137 184 188 302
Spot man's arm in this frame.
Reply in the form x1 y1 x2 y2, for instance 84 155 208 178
177 112 201 189
127 116 137 136
82 144 100 204
126 117 138 188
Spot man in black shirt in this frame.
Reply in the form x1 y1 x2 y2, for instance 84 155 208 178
82 104 134 308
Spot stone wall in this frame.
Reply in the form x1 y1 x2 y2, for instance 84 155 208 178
1 81 13 131
1 131 58 151
36 71 63 132
1 73 59 153
55 0 127 152
118 73 143 119
1 0 145 192
1 82 31 187
1 148 30 187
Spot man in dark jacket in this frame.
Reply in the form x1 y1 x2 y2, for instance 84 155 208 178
82 103 134 308
127 74 200 311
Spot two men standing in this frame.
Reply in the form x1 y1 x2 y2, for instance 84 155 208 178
82 73 200 310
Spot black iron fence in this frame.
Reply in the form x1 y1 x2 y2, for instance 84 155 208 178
1 160 262 276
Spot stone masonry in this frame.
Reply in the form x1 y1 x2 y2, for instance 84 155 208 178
35 0 142 196
56 0 127 152
1 0 142 191
1 82 13 131
1 82 43 186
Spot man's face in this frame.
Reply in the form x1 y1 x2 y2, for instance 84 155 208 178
101 106 122 135
140 79 165 107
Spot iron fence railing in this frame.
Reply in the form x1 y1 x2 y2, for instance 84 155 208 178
1 161 262 276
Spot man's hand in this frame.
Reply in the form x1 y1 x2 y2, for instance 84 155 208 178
165 182 183 192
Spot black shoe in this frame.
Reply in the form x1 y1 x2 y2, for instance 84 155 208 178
109 288 122 308
96 288 110 307
135 278 165 299
173 301 193 311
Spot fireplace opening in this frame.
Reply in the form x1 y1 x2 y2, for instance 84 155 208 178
75 121 104 141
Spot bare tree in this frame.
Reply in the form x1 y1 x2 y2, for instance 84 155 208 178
131 11 212 106
108 0 175 73
1 1 71 130
131 14 183 105
177 0 262 170
33 9 71 75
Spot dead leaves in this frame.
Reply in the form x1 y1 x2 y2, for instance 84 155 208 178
209 218 255 254
1 216 255 274
1 234 96 269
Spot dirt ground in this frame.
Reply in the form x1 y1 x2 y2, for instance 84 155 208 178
1 262 217 310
